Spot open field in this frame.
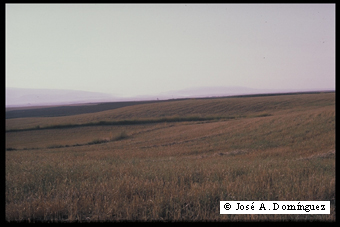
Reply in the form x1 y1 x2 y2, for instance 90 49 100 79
5 92 335 221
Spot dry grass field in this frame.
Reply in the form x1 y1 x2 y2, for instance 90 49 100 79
5 92 335 222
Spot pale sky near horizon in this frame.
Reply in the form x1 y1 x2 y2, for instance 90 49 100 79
6 4 335 97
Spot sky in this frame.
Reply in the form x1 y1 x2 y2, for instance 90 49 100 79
6 4 335 98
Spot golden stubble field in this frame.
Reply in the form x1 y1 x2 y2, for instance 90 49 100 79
5 93 335 222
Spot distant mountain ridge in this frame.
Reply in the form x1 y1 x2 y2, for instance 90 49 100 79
6 87 116 107
6 86 334 108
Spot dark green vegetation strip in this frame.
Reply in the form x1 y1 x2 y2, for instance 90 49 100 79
6 115 253 133
6 131 129 151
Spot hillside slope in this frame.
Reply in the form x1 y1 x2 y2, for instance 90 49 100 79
6 92 335 221
6 92 335 131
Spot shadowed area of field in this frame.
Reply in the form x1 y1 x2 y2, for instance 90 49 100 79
5 100 163 119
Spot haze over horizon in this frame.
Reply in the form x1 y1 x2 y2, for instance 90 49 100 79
6 4 335 98
6 86 334 107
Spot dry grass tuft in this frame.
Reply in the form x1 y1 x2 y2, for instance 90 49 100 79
296 150 335 161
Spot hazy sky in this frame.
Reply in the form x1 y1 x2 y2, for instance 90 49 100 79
6 4 335 97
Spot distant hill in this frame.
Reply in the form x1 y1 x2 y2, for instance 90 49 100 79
156 86 272 99
153 86 334 100
5 87 117 107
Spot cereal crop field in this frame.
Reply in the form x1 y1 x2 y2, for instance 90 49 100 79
5 92 335 222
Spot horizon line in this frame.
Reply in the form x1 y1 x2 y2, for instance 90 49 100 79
6 89 335 109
